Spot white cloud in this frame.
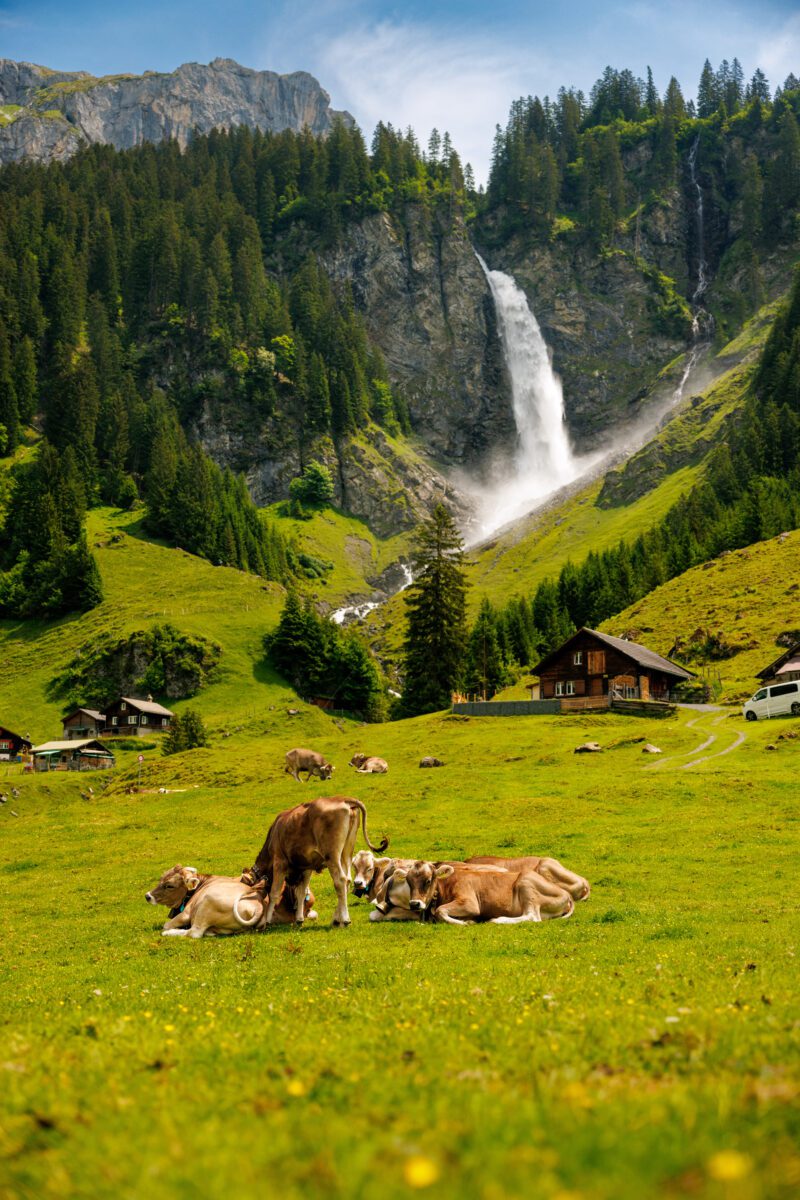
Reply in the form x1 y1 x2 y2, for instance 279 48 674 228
308 19 543 184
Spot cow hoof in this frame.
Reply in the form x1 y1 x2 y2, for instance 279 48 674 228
332 919 351 927
294 919 305 927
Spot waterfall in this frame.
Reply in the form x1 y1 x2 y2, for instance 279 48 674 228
474 254 585 534
673 137 715 405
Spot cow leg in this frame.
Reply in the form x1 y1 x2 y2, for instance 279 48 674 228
329 864 351 927
537 858 591 901
369 908 420 922
434 902 478 926
265 868 287 924
342 811 359 884
161 927 191 936
491 909 541 924
161 910 191 932
294 872 312 925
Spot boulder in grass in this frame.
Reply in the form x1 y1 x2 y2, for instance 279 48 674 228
642 744 662 754
574 742 602 754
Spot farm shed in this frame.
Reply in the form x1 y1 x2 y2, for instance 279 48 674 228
32 739 115 772
0 724 33 760
104 696 174 735
62 708 106 740
756 642 800 684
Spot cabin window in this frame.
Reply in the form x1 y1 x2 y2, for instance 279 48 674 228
0 740 10 750
555 682 565 696
625 685 637 698
140 715 148 725
112 716 118 726
128 715 137 725
566 681 576 695
573 651 583 665
162 718 169 726
120 702 126 711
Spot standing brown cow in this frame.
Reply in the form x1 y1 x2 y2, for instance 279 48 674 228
243 796 389 927
466 855 590 901
284 748 335 783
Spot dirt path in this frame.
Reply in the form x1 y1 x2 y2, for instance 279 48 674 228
646 710 747 770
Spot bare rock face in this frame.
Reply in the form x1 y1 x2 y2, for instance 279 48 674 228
0 109 83 163
0 58 352 164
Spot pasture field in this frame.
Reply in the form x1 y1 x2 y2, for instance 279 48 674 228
1 704 798 1200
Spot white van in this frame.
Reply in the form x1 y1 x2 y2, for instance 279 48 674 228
743 680 800 721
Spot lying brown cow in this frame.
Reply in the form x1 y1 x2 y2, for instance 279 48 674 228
242 796 389 927
145 865 317 937
351 850 419 922
390 860 574 925
466 855 590 902
349 753 389 774
284 747 334 783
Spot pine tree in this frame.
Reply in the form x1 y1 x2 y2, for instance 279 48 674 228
401 503 468 716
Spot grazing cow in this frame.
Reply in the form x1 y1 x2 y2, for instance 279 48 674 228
349 753 389 774
284 747 335 783
466 855 591 902
243 796 389 927
419 757 444 768
392 860 574 925
145 865 317 938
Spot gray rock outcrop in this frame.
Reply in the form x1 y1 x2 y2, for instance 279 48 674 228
0 57 352 164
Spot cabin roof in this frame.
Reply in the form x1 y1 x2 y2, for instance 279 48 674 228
64 707 106 722
32 739 114 754
0 725 32 744
756 643 800 680
533 627 694 681
119 696 174 717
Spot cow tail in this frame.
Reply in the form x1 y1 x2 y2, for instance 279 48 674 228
350 799 389 853
233 891 263 928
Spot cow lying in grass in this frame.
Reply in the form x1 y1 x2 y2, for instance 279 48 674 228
349 753 389 774
371 860 574 924
145 865 317 937
466 855 591 902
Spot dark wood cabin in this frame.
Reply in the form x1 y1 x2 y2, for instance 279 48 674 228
32 739 115 772
0 724 33 760
533 628 693 704
756 643 800 684
104 696 174 736
62 707 106 740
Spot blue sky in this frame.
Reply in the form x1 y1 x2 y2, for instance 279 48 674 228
2 1 799 179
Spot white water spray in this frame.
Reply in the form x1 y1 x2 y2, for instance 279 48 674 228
330 563 413 626
672 136 715 406
472 255 595 536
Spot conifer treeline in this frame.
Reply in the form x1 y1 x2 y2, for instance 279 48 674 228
468 268 800 689
0 121 462 613
486 64 800 247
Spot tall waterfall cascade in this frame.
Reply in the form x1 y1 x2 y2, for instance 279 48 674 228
673 136 715 405
473 255 589 536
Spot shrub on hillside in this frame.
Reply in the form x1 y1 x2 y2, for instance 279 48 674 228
162 710 208 756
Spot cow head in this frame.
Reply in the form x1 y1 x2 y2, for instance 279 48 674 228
145 865 201 907
349 753 367 769
394 861 454 912
351 850 375 896
319 762 335 780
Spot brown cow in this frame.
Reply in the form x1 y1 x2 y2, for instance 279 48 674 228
351 850 420 921
466 855 590 901
284 748 335 783
393 860 574 925
349 753 388 774
243 796 389 927
145 865 317 938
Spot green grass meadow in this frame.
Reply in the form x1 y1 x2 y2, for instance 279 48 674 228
2 703 798 1200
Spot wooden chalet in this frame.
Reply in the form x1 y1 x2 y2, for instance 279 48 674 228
104 696 174 735
62 707 106 740
0 724 33 760
756 643 800 684
32 739 115 772
533 628 693 710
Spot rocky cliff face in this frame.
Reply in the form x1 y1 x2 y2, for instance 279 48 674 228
0 58 352 164
321 207 513 464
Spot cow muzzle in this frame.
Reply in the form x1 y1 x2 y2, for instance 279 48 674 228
145 892 156 905
409 899 425 911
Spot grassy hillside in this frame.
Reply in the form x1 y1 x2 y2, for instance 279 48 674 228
602 529 800 701
2 701 798 1199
